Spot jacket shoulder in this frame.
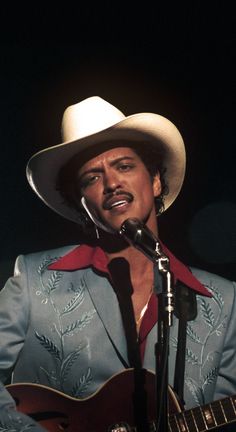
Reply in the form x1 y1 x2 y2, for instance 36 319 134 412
191 267 234 285
191 266 236 297
17 245 79 268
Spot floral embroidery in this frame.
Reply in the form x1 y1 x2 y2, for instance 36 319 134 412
202 366 219 390
36 255 62 303
186 326 201 344
62 310 96 336
185 348 199 365
72 367 93 398
35 332 61 360
0 413 36 431
174 279 228 406
61 282 85 314
33 256 96 396
200 299 215 327
184 377 204 406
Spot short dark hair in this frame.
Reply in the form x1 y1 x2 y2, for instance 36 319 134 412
133 142 169 214
56 140 169 233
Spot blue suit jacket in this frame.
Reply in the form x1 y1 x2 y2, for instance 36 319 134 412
1 245 236 430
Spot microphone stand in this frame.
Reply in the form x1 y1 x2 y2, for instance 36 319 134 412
154 245 174 432
119 219 175 432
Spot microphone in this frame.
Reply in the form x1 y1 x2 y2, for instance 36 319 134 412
119 218 162 262
120 218 175 327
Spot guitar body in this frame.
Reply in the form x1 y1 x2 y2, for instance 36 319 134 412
7 369 180 431
8 370 236 431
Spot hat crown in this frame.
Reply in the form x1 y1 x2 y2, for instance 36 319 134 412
61 96 126 142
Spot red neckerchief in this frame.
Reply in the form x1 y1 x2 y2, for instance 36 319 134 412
48 244 211 362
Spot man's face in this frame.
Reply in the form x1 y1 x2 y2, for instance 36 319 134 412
77 146 162 233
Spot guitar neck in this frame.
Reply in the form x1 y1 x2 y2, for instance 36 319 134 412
169 394 236 431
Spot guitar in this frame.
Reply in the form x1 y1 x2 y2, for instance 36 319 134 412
7 369 236 431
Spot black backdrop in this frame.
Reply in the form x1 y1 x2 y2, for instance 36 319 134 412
1 3 235 286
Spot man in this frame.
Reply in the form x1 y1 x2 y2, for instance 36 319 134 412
0 96 236 431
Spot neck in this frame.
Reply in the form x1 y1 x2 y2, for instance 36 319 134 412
97 229 157 294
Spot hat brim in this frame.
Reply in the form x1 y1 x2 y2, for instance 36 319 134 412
26 112 186 223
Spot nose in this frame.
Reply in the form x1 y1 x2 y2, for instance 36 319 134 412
103 169 121 194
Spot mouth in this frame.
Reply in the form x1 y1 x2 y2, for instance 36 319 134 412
103 193 133 211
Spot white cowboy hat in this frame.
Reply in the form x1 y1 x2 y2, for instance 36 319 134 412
26 96 186 223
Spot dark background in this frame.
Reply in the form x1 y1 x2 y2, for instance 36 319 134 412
0 3 235 286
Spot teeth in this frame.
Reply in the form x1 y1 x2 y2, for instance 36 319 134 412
110 200 127 208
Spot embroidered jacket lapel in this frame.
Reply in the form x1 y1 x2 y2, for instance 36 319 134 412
84 268 129 366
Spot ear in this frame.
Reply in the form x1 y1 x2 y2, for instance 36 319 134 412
153 173 162 197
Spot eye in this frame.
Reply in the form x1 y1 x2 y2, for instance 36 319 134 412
80 174 100 188
118 163 135 172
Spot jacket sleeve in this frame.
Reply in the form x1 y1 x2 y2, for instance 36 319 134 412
214 280 236 400
0 255 47 431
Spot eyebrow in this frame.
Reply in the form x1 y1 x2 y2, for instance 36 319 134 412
78 156 136 181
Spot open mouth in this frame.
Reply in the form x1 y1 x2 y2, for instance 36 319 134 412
103 194 133 210
109 199 129 209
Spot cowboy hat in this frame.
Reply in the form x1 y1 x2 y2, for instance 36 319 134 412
26 96 186 223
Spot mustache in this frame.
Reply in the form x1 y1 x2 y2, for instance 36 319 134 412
103 190 134 210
